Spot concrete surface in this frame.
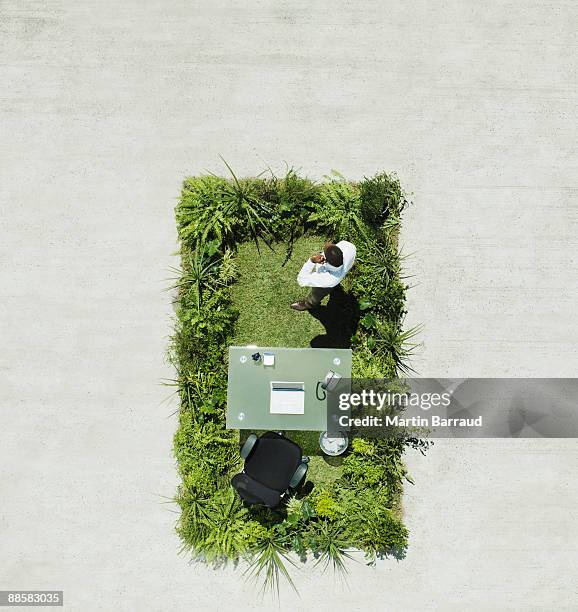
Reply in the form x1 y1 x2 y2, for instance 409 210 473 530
1 1 577 610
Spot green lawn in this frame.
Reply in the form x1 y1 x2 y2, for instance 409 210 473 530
231 235 345 483
230 235 327 347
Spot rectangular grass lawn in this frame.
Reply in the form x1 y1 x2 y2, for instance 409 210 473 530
171 167 424 590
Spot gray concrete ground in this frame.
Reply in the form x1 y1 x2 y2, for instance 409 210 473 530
1 1 577 610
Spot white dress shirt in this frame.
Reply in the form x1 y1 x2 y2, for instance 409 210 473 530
297 240 356 288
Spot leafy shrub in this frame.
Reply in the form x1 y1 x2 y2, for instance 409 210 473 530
285 496 315 527
176 367 228 422
350 438 375 455
257 169 317 239
339 488 409 559
341 435 414 500
174 415 238 490
313 491 339 520
309 173 367 241
218 248 238 284
342 452 387 487
195 489 269 562
176 163 274 251
351 346 397 378
359 171 407 227
177 175 232 247
174 288 237 372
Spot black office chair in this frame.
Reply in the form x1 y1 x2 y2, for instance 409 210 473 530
231 431 309 508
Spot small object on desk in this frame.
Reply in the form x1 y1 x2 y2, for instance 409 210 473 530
251 352 261 362
227 346 352 431
322 370 342 391
270 381 305 414
263 352 275 366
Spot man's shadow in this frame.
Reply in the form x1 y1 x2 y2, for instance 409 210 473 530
308 286 360 348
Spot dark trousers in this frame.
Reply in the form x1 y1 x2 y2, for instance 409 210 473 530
304 286 334 308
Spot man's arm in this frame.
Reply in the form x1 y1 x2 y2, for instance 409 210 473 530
297 259 339 288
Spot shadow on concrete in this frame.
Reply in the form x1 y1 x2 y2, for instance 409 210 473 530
308 286 360 348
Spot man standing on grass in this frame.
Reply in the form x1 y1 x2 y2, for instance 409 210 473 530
291 240 356 311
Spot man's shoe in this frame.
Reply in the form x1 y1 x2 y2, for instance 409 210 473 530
291 301 310 311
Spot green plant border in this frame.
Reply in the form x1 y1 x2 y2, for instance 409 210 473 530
168 163 426 592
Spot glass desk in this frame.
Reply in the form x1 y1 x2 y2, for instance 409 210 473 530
226 346 352 431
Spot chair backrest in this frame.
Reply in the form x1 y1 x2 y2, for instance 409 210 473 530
244 432 302 492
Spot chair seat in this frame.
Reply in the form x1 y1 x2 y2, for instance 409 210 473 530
231 473 280 508
244 431 302 491
231 431 307 508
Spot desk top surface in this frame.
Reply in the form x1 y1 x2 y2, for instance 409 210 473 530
226 346 352 431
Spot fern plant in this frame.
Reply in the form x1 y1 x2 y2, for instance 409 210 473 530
195 488 252 562
176 175 235 247
309 172 367 241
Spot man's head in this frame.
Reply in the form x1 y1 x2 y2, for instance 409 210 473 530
323 242 344 268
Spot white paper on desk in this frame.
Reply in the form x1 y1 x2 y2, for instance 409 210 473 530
270 381 305 414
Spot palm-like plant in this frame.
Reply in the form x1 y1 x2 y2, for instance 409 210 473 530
215 156 275 252
175 487 213 553
246 527 297 595
312 521 353 574
263 166 317 263
168 241 223 312
367 320 422 376
357 238 398 289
